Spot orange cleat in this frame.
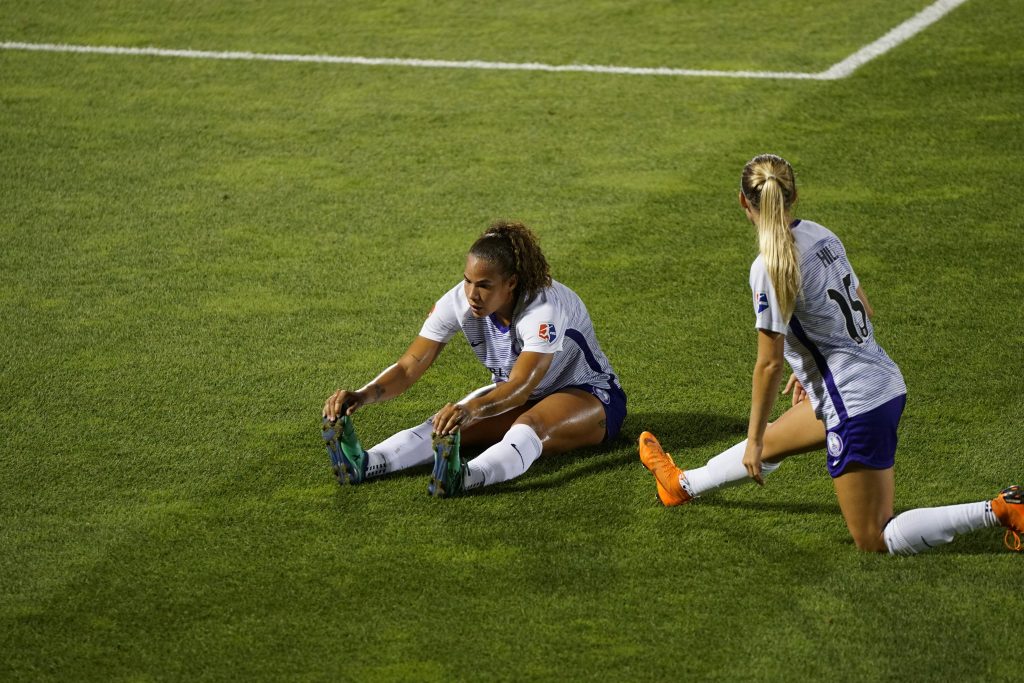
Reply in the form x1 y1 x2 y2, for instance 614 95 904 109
991 485 1023 552
638 431 691 507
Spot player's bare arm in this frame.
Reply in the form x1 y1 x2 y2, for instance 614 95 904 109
855 285 874 319
433 351 553 435
323 336 445 421
743 329 785 484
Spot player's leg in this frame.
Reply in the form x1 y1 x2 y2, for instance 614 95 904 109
763 398 829 463
682 396 827 490
458 387 613 491
325 383 511 484
832 465 894 552
836 468 1020 554
828 394 1016 553
457 404 532 447
641 397 825 506
518 387 610 454
368 383 529 477
825 394 901 550
430 384 625 497
877 484 1023 555
425 404 536 496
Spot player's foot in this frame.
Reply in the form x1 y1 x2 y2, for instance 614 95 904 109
638 431 691 507
428 432 465 498
322 415 368 485
991 485 1023 552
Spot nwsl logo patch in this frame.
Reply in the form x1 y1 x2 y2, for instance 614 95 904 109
538 322 557 344
756 292 769 314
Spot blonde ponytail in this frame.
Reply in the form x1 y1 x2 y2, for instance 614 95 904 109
741 155 800 319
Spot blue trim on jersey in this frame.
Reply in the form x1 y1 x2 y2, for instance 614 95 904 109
789 314 848 422
564 328 619 388
488 313 510 334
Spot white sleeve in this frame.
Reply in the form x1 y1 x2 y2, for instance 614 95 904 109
835 237 860 290
516 291 565 354
418 286 462 343
749 258 788 334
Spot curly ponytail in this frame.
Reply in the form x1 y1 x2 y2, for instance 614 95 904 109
741 154 800 319
469 220 552 301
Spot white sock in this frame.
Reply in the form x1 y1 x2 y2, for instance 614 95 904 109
680 439 781 497
362 386 496 479
364 420 434 478
465 423 543 489
883 501 998 556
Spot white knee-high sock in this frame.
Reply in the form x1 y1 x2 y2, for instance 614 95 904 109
681 439 781 497
464 424 543 489
364 420 434 478
364 385 495 478
883 501 998 555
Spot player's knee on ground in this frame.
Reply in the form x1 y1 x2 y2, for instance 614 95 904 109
848 525 888 553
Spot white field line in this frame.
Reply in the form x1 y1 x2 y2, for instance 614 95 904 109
819 0 970 79
0 42 821 79
0 0 969 81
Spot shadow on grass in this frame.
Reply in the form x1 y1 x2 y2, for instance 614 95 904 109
702 501 1017 556
919 532 1021 556
317 410 746 493
489 449 625 494
474 410 746 495
702 498 840 516
622 411 747 448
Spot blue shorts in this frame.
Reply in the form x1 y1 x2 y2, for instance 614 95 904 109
567 382 628 442
826 394 906 478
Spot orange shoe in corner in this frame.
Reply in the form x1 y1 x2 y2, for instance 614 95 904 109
638 431 691 507
991 485 1023 552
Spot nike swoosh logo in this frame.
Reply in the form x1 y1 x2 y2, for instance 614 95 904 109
470 340 484 347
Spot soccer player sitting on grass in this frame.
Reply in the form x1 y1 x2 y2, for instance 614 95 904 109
639 154 1022 554
322 220 626 497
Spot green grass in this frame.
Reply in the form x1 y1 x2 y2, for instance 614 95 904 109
8 0 930 70
2 1 1023 680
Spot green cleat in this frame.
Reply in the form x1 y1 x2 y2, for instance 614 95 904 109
322 414 368 485
428 431 465 498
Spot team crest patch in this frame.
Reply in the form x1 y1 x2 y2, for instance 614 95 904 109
827 431 844 458
756 292 769 314
538 322 557 344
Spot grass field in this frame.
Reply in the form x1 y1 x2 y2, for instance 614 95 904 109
2 1 1022 680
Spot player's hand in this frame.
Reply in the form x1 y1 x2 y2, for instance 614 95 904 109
783 373 807 407
743 440 765 486
323 389 363 422
432 402 476 436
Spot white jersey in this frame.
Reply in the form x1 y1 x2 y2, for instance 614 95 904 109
750 219 906 428
419 279 620 400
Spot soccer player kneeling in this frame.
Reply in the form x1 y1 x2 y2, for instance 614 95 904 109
639 154 1022 554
